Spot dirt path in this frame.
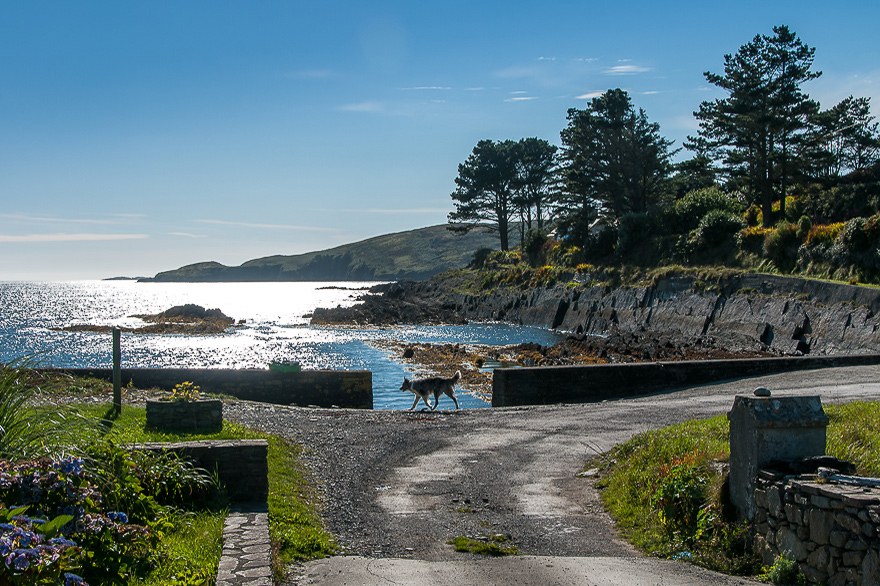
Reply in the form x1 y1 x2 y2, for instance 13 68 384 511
224 364 880 585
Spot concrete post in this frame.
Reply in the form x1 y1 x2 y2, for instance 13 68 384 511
727 392 828 521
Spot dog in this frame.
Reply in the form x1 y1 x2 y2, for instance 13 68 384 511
400 371 461 410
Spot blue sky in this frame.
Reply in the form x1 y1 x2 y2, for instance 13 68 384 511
1 1 878 280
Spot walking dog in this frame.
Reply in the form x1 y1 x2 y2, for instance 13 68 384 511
400 371 461 410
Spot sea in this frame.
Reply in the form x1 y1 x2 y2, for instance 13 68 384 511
0 280 564 409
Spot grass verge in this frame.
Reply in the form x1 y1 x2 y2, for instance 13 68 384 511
593 400 880 576
70 403 336 582
133 510 224 586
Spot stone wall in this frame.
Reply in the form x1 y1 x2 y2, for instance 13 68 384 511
135 440 269 504
491 354 880 407
754 470 880 585
50 367 373 409
145 399 223 432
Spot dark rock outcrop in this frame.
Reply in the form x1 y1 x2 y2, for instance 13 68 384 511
312 273 880 356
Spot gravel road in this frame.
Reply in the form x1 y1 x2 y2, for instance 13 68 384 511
223 364 880 586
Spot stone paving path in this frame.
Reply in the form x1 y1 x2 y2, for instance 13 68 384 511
216 510 272 586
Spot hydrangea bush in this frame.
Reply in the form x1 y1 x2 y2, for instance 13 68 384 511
0 456 160 585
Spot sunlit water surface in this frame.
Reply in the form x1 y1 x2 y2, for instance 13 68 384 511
0 281 563 409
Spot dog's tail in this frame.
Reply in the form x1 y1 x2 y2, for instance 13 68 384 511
452 370 461 383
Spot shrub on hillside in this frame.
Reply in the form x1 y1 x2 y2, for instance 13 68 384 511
798 182 880 223
617 212 655 255
737 226 772 254
581 224 617 261
805 222 844 246
763 223 801 272
669 187 742 234
522 229 549 266
693 210 745 249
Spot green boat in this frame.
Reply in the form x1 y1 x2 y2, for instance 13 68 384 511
269 361 301 373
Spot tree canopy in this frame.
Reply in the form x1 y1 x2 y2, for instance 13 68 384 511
691 25 821 226
556 88 675 241
447 138 557 251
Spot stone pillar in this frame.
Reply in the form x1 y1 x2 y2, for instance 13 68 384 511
727 392 828 521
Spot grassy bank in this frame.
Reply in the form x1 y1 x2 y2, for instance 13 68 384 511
75 403 336 582
593 400 880 576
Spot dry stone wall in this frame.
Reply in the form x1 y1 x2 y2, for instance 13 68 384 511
145 399 223 432
754 470 880 585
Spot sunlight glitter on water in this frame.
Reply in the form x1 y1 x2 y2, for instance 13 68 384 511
0 280 564 409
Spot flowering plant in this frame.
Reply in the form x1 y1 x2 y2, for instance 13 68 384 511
169 381 201 402
0 456 159 585
0 508 84 585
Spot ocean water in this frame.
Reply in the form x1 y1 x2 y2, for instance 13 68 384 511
0 281 564 409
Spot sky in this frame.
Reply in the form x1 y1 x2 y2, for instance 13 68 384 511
1 1 879 280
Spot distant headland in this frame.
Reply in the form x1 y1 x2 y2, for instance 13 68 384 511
137 224 505 283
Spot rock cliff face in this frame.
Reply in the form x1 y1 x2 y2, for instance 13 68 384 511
453 274 880 355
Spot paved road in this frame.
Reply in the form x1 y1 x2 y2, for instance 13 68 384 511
228 364 880 586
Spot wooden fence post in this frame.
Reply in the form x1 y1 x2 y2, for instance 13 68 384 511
112 327 121 412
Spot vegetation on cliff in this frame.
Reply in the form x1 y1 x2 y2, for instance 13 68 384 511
448 25 880 286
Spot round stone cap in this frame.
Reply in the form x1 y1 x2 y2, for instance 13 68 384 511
753 387 771 397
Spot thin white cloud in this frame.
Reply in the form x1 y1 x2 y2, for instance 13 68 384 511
604 65 651 75
194 219 334 231
0 233 148 243
576 91 605 100
0 213 116 225
505 96 538 102
168 232 207 238
339 101 385 113
538 57 556 61
642 90 661 95
509 90 528 95
575 57 600 63
465 87 485 91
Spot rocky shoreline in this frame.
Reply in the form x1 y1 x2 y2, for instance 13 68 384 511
311 272 880 384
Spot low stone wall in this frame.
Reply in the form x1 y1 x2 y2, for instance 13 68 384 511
135 440 269 504
50 367 373 409
753 470 880 585
491 354 880 407
145 399 223 432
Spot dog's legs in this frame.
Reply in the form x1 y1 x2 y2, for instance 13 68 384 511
430 391 439 410
421 395 432 410
409 394 420 410
447 389 460 409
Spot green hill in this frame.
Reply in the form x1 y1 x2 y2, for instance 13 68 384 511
140 224 504 282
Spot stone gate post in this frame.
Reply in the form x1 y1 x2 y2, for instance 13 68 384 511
727 392 828 520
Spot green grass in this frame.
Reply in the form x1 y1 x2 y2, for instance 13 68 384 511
130 511 223 586
593 400 880 576
266 436 337 579
61 403 337 582
825 401 880 476
594 415 730 554
447 535 519 556
73 402 261 443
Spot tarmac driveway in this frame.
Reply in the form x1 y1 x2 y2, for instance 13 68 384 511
225 363 880 585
